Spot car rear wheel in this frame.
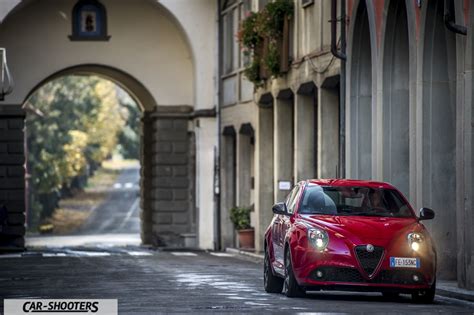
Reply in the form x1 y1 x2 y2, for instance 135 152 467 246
411 279 436 304
263 249 284 293
283 248 306 298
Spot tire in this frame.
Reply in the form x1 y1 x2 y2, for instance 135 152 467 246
283 248 306 298
411 279 436 304
263 249 284 293
382 292 399 300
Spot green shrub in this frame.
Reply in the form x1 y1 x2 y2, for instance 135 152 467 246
230 206 252 230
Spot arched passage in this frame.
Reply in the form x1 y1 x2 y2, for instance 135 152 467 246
382 0 410 196
349 1 372 180
422 0 457 279
23 65 159 246
0 0 201 249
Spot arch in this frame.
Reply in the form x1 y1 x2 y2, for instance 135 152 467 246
0 0 195 108
347 0 375 180
380 0 410 196
420 0 457 279
24 64 157 112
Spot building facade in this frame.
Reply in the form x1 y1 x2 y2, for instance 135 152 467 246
0 0 472 291
0 0 218 250
219 0 474 290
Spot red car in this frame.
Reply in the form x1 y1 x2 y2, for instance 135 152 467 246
264 179 437 303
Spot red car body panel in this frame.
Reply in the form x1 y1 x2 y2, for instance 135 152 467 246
265 179 437 293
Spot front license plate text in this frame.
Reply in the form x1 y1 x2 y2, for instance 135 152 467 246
390 257 420 268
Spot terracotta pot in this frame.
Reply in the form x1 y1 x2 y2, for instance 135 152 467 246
238 228 255 249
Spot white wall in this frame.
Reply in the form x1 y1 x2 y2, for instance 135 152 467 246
0 0 194 107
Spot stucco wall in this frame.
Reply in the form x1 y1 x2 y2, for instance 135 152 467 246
0 0 194 107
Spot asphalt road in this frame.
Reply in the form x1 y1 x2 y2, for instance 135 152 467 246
1 249 473 314
75 166 141 235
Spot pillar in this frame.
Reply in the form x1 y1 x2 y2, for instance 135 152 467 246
274 90 294 202
0 105 26 252
319 81 340 178
254 95 274 252
294 83 316 182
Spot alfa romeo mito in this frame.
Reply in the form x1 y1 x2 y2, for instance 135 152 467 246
264 179 437 303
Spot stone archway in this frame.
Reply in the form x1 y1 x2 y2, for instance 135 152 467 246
382 0 410 196
0 0 202 250
421 0 457 279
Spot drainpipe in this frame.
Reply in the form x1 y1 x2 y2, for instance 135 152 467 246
215 0 223 251
444 0 467 35
331 0 346 178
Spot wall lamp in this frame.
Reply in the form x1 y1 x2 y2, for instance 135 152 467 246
0 48 14 101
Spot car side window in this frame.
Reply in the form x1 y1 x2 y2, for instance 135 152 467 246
286 185 301 214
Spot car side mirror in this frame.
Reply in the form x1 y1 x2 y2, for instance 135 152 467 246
419 207 435 220
272 202 288 215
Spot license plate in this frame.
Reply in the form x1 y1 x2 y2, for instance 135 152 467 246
390 257 420 268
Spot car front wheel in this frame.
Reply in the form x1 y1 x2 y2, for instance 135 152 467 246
283 248 306 298
412 279 436 304
263 249 284 293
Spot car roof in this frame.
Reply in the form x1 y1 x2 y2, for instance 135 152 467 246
305 179 396 190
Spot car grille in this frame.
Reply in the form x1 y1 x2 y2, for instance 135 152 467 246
310 267 365 282
372 270 426 285
310 267 425 285
354 245 384 276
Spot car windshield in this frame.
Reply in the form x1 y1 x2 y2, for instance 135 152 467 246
298 185 413 218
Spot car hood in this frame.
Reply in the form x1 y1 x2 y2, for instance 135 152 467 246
301 214 419 246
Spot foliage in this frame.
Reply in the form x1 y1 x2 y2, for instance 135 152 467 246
117 91 140 159
26 76 138 226
230 206 252 230
237 0 294 86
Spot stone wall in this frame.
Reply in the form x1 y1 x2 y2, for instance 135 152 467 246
0 105 25 251
148 106 196 247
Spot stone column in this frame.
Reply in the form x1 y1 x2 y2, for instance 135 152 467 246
0 105 26 252
140 113 153 245
149 106 194 247
237 124 254 207
274 90 294 202
254 96 274 252
294 83 316 182
220 127 236 249
318 86 340 178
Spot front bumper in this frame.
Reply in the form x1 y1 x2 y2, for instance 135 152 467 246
291 244 436 292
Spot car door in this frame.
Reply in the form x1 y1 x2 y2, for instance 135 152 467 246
281 184 302 248
273 186 299 266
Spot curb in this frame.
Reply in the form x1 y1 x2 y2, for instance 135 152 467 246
436 288 474 303
226 248 264 262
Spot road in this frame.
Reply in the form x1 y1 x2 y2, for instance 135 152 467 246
75 166 140 235
1 249 473 314
26 166 141 248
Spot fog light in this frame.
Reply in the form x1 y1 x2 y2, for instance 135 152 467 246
316 270 323 278
413 274 420 282
411 242 420 251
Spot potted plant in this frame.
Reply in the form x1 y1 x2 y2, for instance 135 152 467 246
237 0 294 87
230 206 254 249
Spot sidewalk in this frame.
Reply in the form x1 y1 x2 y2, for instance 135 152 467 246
226 248 474 303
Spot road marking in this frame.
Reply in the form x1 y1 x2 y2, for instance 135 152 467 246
64 250 111 257
171 252 197 256
42 253 67 257
127 251 153 256
0 254 22 259
209 252 235 257
115 198 140 232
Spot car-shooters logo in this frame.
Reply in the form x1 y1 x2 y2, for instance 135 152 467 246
4 299 117 315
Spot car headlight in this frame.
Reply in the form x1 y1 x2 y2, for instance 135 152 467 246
308 228 329 251
407 232 424 251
